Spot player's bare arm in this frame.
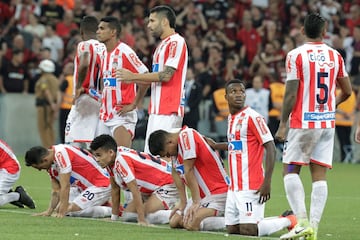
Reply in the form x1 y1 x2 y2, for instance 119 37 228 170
34 178 60 216
56 173 71 218
117 66 176 83
110 177 121 220
77 51 90 90
127 180 148 226
170 165 187 219
257 141 275 204
275 79 299 142
117 84 149 115
183 159 201 225
335 76 352 107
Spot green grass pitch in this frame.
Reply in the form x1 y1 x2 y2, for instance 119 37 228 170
1 159 359 240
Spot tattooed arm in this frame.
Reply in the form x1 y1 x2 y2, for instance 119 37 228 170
117 66 176 84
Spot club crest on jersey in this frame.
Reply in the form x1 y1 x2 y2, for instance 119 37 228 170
169 41 178 58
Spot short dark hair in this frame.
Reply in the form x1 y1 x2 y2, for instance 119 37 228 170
225 79 246 93
304 13 326 39
90 134 117 152
80 16 99 34
100 16 122 38
148 130 168 156
150 5 176 29
25 146 48 166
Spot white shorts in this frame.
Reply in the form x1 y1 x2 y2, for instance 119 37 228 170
65 94 107 143
153 184 179 210
283 128 335 168
0 169 20 194
225 190 264 225
184 193 227 217
102 110 137 137
123 184 179 210
72 186 111 210
144 114 183 153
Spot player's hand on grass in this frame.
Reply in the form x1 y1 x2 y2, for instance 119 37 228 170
183 201 200 226
33 210 52 217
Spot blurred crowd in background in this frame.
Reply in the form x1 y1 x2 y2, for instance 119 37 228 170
0 0 359 162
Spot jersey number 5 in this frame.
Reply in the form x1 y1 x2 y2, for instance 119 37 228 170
317 72 329 104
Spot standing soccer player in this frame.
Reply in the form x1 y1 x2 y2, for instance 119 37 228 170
275 13 352 240
96 16 149 148
207 79 296 237
117 5 188 153
65 16 108 148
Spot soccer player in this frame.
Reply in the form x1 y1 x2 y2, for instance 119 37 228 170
65 16 108 148
148 127 229 231
0 139 35 209
24 144 112 218
207 79 296 237
275 13 352 240
117 5 188 153
96 16 149 148
90 134 178 225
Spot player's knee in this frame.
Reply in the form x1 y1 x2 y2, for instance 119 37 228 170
238 224 258 236
226 225 240 234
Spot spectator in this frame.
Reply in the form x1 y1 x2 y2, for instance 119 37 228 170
59 62 74 143
335 87 356 162
72 0 86 27
56 10 79 43
23 13 46 38
245 75 272 124
183 67 203 129
34 59 60 148
236 11 262 67
42 23 64 62
40 0 64 25
0 48 29 93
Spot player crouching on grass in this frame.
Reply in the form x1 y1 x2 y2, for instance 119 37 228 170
90 134 179 225
25 144 112 218
0 139 35 209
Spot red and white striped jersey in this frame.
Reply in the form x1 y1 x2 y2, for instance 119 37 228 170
73 39 106 93
106 146 173 194
285 42 349 129
227 107 273 191
149 33 188 116
175 127 229 198
99 42 148 121
0 139 20 175
48 145 110 191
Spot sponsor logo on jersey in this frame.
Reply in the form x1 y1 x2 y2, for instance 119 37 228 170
228 140 242 151
129 53 143 68
256 116 268 135
169 41 178 58
56 152 67 168
181 132 191 150
115 161 129 178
